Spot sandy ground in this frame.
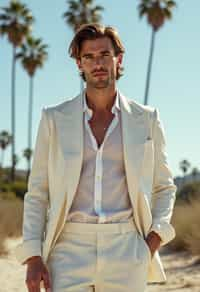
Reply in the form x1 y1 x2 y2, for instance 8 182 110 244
0 238 200 292
148 248 200 292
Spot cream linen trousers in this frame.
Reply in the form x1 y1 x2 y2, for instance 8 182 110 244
44 217 151 292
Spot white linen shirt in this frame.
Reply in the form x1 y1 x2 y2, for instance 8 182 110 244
66 90 133 223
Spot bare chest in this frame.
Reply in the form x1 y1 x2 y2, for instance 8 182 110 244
88 113 115 149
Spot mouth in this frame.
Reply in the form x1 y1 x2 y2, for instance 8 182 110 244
93 71 108 77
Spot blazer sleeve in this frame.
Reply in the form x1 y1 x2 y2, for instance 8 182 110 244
149 108 177 246
14 107 50 264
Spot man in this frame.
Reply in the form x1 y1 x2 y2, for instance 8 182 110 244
15 23 177 292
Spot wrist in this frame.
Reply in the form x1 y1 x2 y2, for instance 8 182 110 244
25 256 42 265
147 231 162 242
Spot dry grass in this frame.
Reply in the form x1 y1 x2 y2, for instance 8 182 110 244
0 197 23 255
170 197 200 255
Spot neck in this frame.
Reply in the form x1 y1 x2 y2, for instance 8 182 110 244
85 84 117 113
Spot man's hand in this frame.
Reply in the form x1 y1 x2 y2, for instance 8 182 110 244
145 231 162 258
25 256 52 292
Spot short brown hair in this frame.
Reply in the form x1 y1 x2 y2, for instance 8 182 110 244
68 23 125 80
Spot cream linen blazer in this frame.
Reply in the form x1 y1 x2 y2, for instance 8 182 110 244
14 90 177 283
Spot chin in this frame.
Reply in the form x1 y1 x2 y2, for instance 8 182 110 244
94 85 109 89
94 81 110 89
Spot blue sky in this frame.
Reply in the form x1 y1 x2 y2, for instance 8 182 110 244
0 0 199 177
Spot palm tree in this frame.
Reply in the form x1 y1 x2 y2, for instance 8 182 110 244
16 35 48 178
63 0 104 90
23 147 33 182
0 0 34 181
191 167 199 182
0 130 12 168
13 153 19 168
138 0 176 105
63 0 104 31
180 159 191 178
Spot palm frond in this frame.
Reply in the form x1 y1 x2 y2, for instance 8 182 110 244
63 0 103 31
137 0 176 30
138 6 149 18
0 0 34 46
17 35 48 75
163 8 172 19
165 0 176 8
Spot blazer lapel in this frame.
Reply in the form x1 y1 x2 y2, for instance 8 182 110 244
54 92 84 212
119 91 150 233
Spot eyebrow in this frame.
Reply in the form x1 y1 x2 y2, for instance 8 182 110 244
82 53 93 58
82 50 112 58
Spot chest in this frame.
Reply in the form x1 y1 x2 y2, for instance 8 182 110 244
88 112 115 149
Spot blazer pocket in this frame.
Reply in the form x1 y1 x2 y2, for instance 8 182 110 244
144 137 153 144
146 136 153 142
144 138 154 153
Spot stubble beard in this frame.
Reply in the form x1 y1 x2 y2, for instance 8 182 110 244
91 78 110 89
86 70 116 90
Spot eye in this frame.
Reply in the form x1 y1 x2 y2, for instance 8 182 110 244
102 52 110 57
82 55 93 61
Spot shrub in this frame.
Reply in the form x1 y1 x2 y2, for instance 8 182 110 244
0 191 16 200
176 181 200 202
0 180 27 200
0 198 23 255
170 198 200 256
10 181 27 199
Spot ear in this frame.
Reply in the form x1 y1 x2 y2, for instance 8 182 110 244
76 58 82 70
117 53 123 66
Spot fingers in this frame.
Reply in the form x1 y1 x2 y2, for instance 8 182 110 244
26 278 41 292
42 268 52 292
26 261 52 292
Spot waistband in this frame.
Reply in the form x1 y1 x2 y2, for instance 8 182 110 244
63 217 137 234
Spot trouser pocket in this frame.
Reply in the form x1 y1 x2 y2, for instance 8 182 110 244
142 237 152 261
137 233 152 263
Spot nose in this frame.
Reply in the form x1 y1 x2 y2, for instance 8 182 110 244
94 55 105 66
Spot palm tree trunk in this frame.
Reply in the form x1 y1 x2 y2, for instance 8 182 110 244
27 75 34 181
1 150 4 168
144 28 156 105
11 46 16 181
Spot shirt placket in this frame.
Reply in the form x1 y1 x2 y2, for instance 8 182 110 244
84 106 119 223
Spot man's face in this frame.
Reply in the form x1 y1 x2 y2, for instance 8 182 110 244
77 37 122 89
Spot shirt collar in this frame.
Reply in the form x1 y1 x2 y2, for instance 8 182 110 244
83 90 120 116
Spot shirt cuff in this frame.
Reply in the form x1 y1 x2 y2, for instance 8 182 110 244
148 221 176 246
13 239 42 265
